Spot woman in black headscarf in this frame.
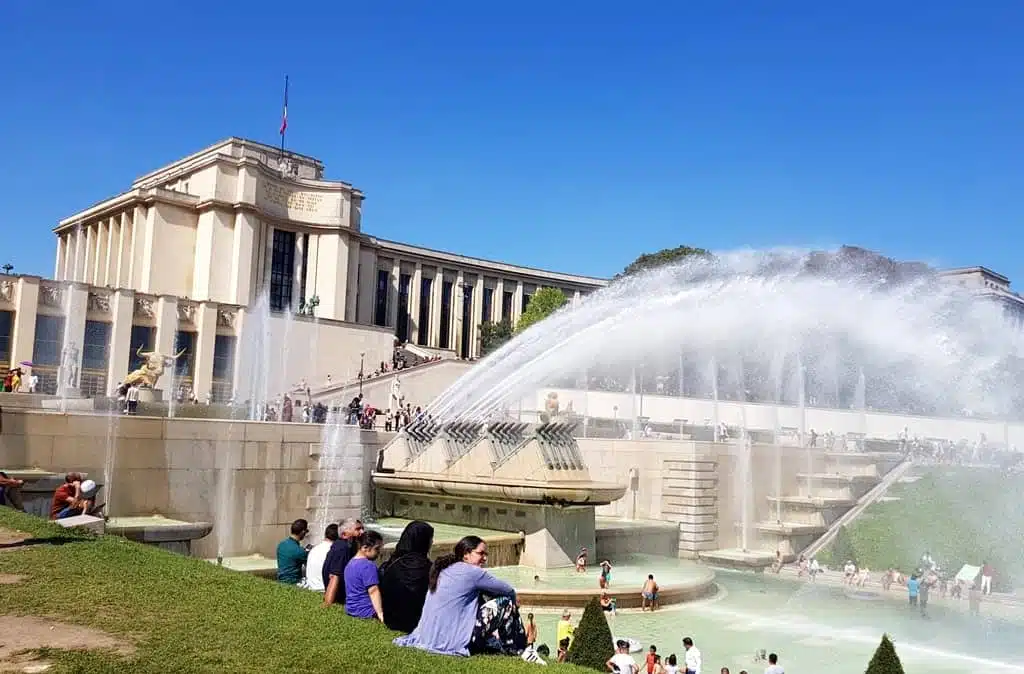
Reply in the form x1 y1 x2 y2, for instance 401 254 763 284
379 520 434 633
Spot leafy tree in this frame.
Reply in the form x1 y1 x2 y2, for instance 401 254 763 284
865 634 905 674
617 245 712 278
479 320 513 355
567 597 614 671
822 525 858 569
515 287 567 334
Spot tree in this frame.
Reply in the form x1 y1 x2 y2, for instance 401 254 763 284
823 525 858 569
865 634 905 674
617 245 712 278
567 597 615 671
479 320 513 355
515 287 567 334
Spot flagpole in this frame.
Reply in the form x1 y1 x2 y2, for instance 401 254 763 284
279 75 289 155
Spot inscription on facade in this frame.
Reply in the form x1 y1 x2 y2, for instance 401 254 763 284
260 182 325 214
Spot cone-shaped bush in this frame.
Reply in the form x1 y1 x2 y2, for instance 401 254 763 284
865 634 905 674
567 597 614 671
830 525 858 568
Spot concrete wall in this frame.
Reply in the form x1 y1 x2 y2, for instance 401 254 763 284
313 359 474 409
535 388 1024 446
0 408 385 560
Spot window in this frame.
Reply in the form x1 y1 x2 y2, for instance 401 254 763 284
396 273 411 340
439 281 453 349
82 321 111 371
460 283 473 359
128 325 155 372
502 291 513 322
213 335 236 381
417 277 432 345
269 229 296 312
482 287 494 324
32 315 64 366
374 269 389 327
298 232 310 310
0 310 12 367
173 331 197 377
522 293 532 313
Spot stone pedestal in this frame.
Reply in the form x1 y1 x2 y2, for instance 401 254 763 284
138 388 164 403
520 505 596 569
58 386 84 399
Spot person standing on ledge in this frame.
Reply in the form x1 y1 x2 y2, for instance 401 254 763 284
276 519 309 585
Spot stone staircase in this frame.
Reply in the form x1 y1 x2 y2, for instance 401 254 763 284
659 458 719 558
754 451 904 561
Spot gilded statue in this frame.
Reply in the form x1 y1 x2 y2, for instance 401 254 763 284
124 345 186 388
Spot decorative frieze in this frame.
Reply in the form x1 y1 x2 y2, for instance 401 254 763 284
217 308 236 329
178 300 196 324
39 282 64 308
134 296 155 319
87 291 111 314
0 279 13 304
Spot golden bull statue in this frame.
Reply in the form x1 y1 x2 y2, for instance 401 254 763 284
123 345 186 389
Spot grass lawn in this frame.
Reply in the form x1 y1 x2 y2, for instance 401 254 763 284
818 465 1024 592
0 509 589 673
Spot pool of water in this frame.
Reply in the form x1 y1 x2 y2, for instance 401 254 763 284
490 553 711 591
528 570 1024 674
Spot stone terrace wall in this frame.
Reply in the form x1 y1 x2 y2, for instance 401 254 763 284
0 408 385 559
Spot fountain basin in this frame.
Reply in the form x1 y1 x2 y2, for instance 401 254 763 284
490 554 717 609
699 548 776 571
107 515 213 554
373 473 626 505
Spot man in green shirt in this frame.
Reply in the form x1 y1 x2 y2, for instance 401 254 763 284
276 518 310 584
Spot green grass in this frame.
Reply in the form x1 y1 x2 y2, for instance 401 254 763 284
818 466 1024 592
0 509 587 673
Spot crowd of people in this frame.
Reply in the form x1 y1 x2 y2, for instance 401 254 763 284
274 519 791 671
0 471 104 520
1 367 37 393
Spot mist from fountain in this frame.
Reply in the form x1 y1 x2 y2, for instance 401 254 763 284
425 248 1024 434
236 292 301 420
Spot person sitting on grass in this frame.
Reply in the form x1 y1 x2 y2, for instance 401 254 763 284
0 472 26 511
50 473 98 520
379 520 434 633
344 530 385 621
322 518 364 607
276 519 309 585
303 523 338 592
394 535 524 657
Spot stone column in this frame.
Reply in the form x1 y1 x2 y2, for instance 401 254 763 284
92 220 106 285
573 289 581 308
154 295 179 393
356 247 377 324
54 236 65 281
345 238 360 322
128 206 143 289
261 225 275 299
470 275 484 358
453 270 465 356
428 270 443 347
231 307 248 401
409 262 423 344
495 279 505 323
106 288 134 387
192 302 218 403
9 277 39 370
292 231 305 311
61 283 89 395
387 258 401 329
304 233 320 309
512 280 524 325
230 212 256 306
104 217 117 286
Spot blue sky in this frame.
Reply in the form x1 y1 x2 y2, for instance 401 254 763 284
2 1 1023 282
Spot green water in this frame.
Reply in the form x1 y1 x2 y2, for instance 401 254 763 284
491 553 712 589
529 569 1024 674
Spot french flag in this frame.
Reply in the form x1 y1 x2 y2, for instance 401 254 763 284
279 76 289 136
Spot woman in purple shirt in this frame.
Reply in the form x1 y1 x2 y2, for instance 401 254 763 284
344 530 385 621
394 535 526 657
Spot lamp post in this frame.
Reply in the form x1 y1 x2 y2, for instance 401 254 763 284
358 351 365 395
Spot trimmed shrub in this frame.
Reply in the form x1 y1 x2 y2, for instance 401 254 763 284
567 597 614 671
865 634 905 674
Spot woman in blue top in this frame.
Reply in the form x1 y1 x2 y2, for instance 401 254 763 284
394 535 526 657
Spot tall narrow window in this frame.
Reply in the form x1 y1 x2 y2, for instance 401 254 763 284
482 287 494 324
81 320 111 397
522 293 532 313
128 325 155 372
173 331 197 377
502 291 513 322
439 281 453 349
374 269 389 327
0 310 12 368
269 229 296 312
211 335 236 403
298 232 310 310
417 277 432 345
396 273 411 340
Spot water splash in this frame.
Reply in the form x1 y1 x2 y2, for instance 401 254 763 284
426 248 1024 425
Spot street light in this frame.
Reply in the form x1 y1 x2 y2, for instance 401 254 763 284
358 351 365 395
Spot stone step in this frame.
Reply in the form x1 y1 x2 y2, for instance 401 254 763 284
305 493 363 510
755 521 827 536
677 529 717 543
661 504 717 518
663 478 718 490
662 460 717 472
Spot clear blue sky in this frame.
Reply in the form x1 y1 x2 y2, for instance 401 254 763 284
2 1 1023 282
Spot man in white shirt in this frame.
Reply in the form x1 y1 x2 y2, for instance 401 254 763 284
764 652 784 674
302 523 338 591
607 639 638 673
682 637 701 674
